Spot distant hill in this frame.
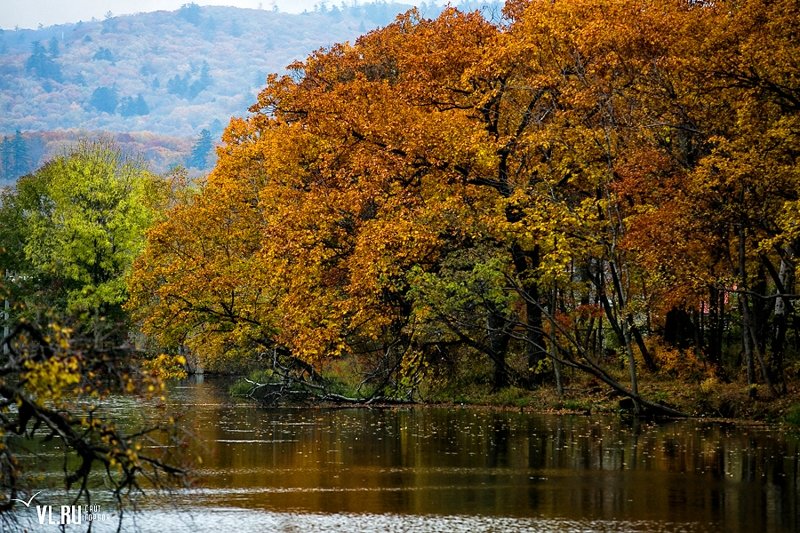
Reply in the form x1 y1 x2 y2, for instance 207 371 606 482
1 129 195 177
0 1 503 182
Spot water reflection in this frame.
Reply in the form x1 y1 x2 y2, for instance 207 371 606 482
157 378 797 532
14 377 800 532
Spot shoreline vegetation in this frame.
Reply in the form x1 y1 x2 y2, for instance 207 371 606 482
224 366 800 426
233 378 800 427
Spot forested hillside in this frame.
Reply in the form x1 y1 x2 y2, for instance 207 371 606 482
0 3 428 135
0 2 501 182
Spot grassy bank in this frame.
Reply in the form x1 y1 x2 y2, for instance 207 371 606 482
426 377 800 427
228 366 800 428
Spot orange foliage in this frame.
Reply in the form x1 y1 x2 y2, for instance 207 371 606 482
128 1 800 389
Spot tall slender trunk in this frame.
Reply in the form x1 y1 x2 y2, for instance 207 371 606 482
765 250 794 395
738 228 755 385
550 286 563 398
596 260 641 411
595 261 652 391
2 297 9 356
609 261 656 372
623 317 640 412
737 228 775 393
740 297 756 385
770 258 791 393
707 285 722 368
93 305 101 350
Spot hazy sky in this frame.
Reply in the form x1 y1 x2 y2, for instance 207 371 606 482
0 1 349 29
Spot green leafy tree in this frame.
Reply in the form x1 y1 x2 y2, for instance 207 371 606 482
1 140 164 348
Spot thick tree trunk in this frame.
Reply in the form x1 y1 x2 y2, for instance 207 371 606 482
510 243 547 380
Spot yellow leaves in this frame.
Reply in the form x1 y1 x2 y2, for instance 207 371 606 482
127 147 277 370
483 187 603 284
22 355 81 405
647 338 708 381
141 354 188 382
15 324 83 406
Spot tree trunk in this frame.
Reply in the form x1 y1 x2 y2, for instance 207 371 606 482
738 228 755 385
550 286 563 398
608 261 657 372
487 309 510 390
510 243 546 380
93 306 101 351
623 320 640 413
769 259 791 394
3 297 9 356
707 285 722 368
595 264 655 376
764 251 793 395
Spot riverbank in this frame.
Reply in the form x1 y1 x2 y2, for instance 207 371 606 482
430 377 800 426
226 369 800 427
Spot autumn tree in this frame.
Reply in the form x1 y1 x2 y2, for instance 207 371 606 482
130 0 800 406
619 0 800 393
128 159 276 372
132 5 637 396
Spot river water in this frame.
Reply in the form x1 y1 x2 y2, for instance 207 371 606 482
13 376 800 532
